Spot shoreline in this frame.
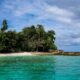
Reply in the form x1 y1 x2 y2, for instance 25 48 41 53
0 52 55 57
0 52 80 57
0 52 33 57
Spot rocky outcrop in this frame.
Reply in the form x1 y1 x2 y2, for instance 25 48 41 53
50 50 80 56
50 50 64 55
63 52 80 56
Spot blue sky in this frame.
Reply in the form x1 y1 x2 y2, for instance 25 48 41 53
0 0 80 52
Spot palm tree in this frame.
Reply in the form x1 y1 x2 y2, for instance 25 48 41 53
1 20 8 32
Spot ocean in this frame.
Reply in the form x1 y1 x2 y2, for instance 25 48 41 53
0 55 80 80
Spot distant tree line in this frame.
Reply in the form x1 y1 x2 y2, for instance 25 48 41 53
0 20 57 53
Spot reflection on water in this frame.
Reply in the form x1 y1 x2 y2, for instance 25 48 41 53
0 56 55 80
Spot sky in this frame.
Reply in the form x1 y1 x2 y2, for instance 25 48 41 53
0 0 80 52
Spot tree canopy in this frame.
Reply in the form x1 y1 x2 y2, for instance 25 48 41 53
0 20 57 53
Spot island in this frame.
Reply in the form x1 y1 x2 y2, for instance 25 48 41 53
0 20 80 56
0 19 57 53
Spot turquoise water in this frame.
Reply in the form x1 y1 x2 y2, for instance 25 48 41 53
0 56 80 80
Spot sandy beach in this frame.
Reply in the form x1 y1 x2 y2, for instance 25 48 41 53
0 52 80 57
0 52 33 57
0 52 53 57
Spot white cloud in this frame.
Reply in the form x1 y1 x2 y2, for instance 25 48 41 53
45 5 74 17
56 16 72 23
46 6 75 24
2 0 37 17
34 3 75 24
73 38 80 43
14 6 35 16
2 0 75 24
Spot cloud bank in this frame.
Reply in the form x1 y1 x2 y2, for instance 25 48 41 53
0 0 80 51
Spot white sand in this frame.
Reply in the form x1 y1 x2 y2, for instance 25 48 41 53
0 52 33 57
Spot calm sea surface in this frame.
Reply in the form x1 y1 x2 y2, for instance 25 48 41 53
0 56 80 80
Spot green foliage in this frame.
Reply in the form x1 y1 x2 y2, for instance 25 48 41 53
1 20 8 32
0 20 57 53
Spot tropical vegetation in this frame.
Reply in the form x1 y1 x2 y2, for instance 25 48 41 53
0 20 57 53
